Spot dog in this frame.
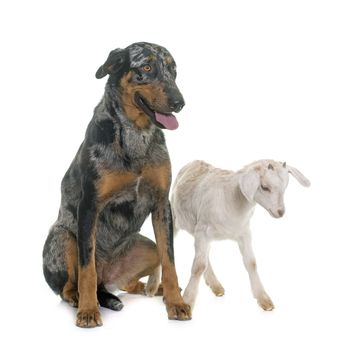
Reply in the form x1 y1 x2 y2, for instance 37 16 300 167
43 42 191 327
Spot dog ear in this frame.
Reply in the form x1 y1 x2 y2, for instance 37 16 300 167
239 169 260 203
95 48 128 79
286 165 311 187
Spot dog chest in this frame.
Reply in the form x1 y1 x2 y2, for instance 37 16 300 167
97 174 156 232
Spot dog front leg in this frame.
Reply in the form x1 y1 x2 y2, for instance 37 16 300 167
76 180 102 328
152 200 191 320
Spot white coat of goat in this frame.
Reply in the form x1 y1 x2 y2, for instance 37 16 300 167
171 159 310 311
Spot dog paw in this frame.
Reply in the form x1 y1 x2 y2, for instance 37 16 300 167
76 308 103 328
166 302 192 321
62 290 79 308
257 295 275 311
106 299 124 311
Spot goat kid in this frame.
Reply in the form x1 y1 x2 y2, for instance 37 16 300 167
171 160 310 311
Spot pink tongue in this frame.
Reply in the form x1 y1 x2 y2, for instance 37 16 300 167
155 112 179 130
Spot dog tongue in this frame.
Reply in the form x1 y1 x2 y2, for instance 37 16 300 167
155 112 179 130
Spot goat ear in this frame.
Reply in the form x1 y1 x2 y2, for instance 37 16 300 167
239 170 260 203
287 165 311 187
95 48 127 79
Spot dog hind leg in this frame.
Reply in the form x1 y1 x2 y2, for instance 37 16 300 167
43 225 79 307
97 285 124 311
105 234 162 297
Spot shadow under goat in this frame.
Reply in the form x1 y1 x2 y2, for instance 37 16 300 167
171 160 310 311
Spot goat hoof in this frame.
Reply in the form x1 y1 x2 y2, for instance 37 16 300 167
211 285 225 297
257 295 275 311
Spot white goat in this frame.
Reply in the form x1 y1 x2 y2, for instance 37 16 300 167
171 159 310 311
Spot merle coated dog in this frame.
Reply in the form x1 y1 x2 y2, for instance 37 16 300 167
43 42 191 327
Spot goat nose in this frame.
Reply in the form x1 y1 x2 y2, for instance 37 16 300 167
169 99 185 113
277 209 285 217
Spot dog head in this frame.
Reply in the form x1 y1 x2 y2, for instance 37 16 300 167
96 42 185 130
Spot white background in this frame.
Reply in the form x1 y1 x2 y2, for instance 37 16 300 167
1 0 349 349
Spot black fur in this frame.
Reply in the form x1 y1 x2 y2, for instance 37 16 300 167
77 178 97 266
89 118 116 146
165 202 175 263
97 285 124 311
43 266 68 295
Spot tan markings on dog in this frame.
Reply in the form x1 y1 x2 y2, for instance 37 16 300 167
61 235 78 307
254 166 262 171
152 216 177 283
165 56 173 65
152 209 191 320
148 55 157 62
142 162 171 193
119 72 169 129
97 171 137 201
77 235 102 327
124 281 146 294
137 84 169 111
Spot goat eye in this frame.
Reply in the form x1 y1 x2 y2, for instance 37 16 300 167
261 185 270 192
142 64 152 72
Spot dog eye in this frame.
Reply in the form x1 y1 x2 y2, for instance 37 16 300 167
142 64 152 72
261 185 270 192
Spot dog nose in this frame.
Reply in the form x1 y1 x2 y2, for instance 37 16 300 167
277 209 285 217
169 99 185 113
